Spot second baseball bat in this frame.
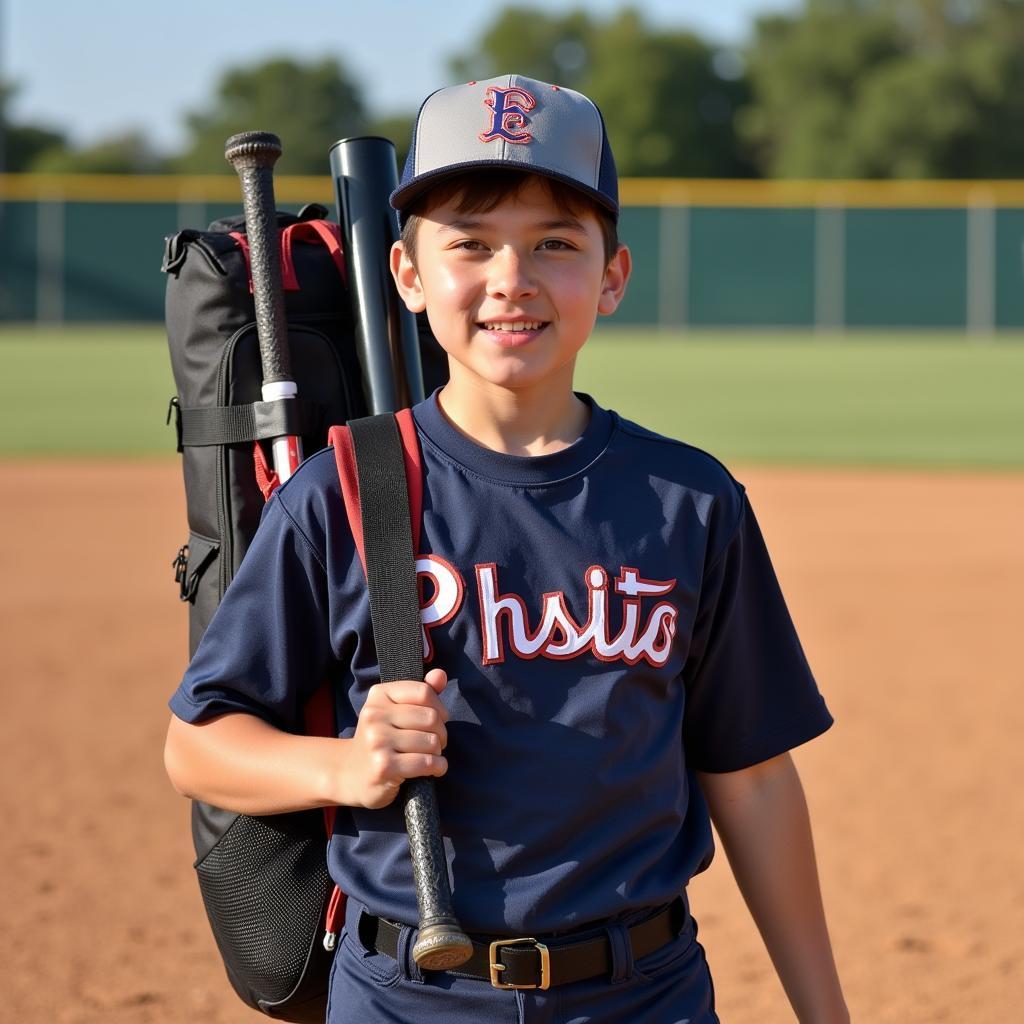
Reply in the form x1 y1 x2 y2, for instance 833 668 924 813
330 136 471 971
224 130 302 481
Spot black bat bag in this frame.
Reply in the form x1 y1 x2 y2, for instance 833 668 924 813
164 203 364 652
163 202 364 1020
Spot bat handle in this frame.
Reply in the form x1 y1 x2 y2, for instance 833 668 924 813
402 778 473 969
224 132 293 384
225 131 303 481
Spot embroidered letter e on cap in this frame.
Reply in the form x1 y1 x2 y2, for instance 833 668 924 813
390 74 619 219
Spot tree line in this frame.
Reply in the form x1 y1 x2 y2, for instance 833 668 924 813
3 0 1023 179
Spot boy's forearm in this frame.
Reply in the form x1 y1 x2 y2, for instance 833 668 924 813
164 711 352 815
698 754 849 1024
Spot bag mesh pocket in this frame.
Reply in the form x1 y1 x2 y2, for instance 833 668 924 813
194 810 331 1006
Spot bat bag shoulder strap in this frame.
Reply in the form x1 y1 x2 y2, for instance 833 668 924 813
333 411 471 971
329 408 425 686
319 408 424 956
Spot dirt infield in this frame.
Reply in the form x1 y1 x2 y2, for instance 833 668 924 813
2 459 1021 1022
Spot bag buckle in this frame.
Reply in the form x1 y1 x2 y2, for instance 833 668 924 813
166 396 183 452
489 937 551 990
172 544 191 600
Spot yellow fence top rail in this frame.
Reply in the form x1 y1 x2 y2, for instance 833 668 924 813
0 173 335 204
2 173 1024 207
620 178 1024 207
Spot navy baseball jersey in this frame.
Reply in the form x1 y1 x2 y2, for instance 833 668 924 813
170 393 832 935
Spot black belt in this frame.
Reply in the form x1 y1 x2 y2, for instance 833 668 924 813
360 897 687 990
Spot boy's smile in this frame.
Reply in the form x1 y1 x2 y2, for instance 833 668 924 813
392 178 630 399
476 319 547 347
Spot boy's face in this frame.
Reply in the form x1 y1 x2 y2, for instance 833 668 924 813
391 177 630 395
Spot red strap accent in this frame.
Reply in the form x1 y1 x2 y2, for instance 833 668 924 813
329 412 423 569
280 220 347 292
329 424 366 572
229 231 254 293
279 224 301 292
233 221 345 295
302 681 339 836
325 884 346 936
303 680 335 737
395 408 423 553
253 442 281 501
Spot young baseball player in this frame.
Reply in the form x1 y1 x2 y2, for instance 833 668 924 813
165 75 848 1022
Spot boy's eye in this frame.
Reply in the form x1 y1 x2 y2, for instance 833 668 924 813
452 239 487 252
537 238 575 251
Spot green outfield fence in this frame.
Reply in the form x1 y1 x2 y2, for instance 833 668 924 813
2 174 1024 329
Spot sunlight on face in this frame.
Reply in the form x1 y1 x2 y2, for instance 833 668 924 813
391 177 630 397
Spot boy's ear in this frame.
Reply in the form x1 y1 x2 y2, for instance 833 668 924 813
390 240 426 313
597 243 632 317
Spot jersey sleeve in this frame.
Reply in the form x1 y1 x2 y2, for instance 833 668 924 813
168 490 334 733
682 492 833 772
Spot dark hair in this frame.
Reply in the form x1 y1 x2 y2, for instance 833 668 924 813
400 169 619 267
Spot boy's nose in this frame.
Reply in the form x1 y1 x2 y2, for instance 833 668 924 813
486 248 538 300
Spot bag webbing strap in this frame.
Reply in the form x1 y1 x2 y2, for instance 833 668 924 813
177 397 321 448
346 414 424 684
281 220 347 290
230 220 345 293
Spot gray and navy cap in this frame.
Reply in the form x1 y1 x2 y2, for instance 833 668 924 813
391 74 619 220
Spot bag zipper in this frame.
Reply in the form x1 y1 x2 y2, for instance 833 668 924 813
214 328 239 598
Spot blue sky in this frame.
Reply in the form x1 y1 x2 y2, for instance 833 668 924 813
3 0 798 153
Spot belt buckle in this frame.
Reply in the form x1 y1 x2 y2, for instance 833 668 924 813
489 937 551 990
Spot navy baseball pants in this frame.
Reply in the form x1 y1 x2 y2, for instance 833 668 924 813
327 897 718 1024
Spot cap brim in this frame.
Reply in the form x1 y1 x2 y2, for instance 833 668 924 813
390 161 619 221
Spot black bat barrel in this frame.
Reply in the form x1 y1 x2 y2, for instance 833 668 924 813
333 140 468 970
330 136 425 414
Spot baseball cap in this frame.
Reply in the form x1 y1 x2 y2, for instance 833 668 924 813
390 74 619 220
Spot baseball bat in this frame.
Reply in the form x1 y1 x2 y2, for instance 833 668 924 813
329 136 425 414
330 136 472 971
224 131 303 481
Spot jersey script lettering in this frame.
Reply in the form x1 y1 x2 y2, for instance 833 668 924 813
417 558 679 668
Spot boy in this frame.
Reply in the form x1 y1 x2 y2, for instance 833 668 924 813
165 74 849 1022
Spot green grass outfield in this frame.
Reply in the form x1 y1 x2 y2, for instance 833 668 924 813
1 324 1022 468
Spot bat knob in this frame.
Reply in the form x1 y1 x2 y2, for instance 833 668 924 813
224 131 283 169
412 919 474 971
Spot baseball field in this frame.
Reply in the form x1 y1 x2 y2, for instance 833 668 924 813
2 325 1022 1021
